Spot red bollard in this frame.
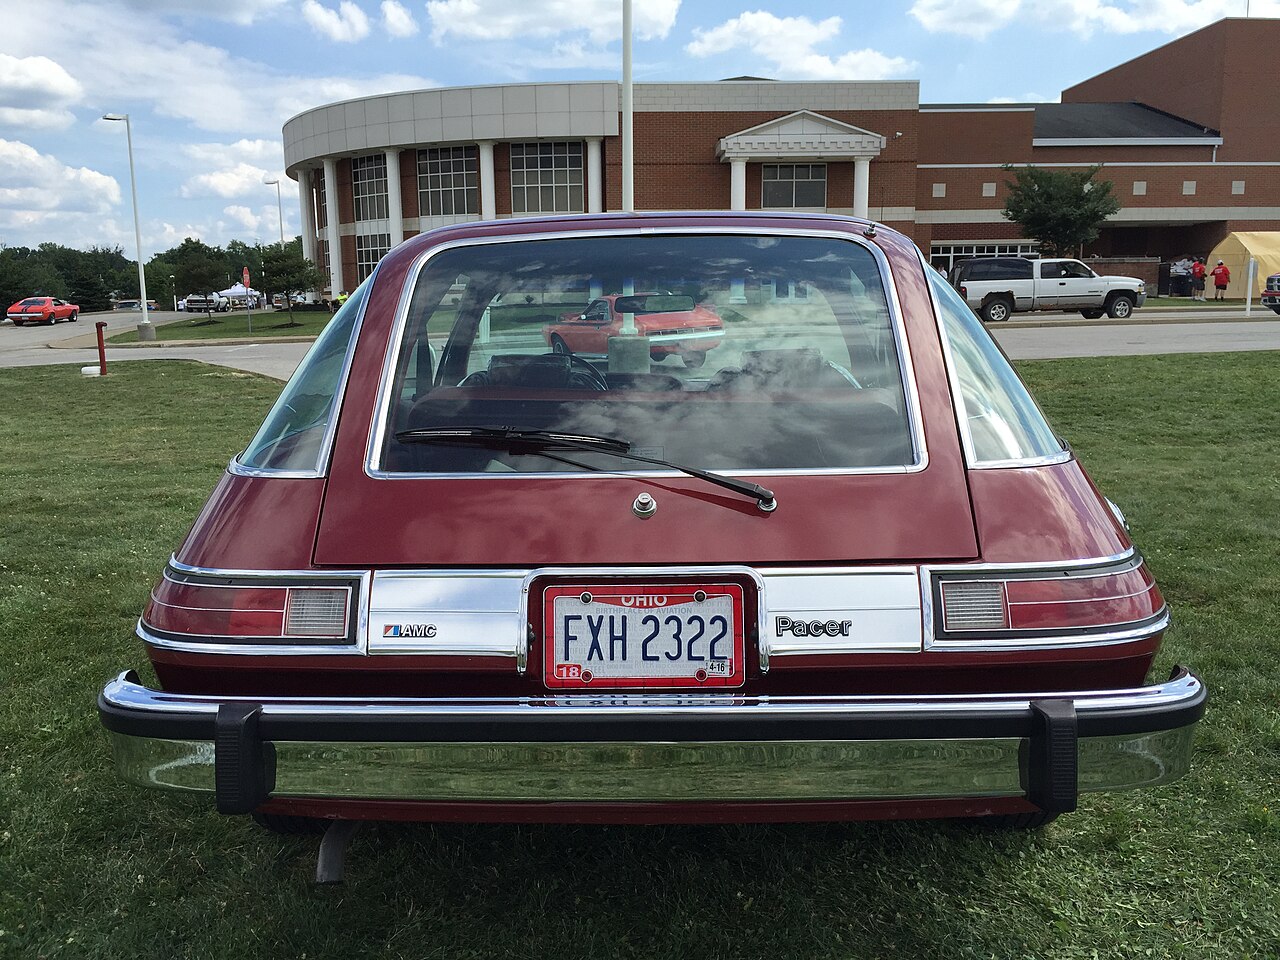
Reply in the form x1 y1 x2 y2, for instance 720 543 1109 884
95 321 108 376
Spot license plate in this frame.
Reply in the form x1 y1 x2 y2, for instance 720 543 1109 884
542 583 746 689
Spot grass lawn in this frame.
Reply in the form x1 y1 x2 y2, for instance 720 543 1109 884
107 310 334 343
1 355 1278 958
1143 297 1252 309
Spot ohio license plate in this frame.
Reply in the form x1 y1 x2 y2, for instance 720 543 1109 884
542 583 746 689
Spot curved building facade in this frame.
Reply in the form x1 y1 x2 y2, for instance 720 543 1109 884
283 80 915 295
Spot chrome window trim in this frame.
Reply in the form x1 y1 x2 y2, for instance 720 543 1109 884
226 261 381 480
148 557 372 656
918 246 1073 471
363 226 930 481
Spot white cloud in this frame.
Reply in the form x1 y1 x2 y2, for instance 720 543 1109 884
425 0 680 44
115 0 289 25
0 54 83 107
0 53 84 131
301 0 372 42
4 2 430 137
181 138 283 169
0 107 76 130
182 162 280 199
909 0 1023 39
381 0 418 37
222 204 263 232
0 136 120 236
912 0 1280 39
686 12 915 81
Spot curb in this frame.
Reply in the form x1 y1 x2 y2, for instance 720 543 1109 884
991 311 1278 330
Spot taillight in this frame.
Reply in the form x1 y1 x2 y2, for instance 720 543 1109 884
959 285 968 298
933 558 1164 644
142 566 359 646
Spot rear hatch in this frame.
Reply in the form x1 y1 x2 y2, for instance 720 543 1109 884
315 229 978 568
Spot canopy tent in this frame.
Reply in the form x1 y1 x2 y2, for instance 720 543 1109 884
217 282 263 299
1205 232 1280 298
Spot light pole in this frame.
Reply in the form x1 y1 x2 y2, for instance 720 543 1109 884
263 178 286 247
102 113 154 340
169 274 176 311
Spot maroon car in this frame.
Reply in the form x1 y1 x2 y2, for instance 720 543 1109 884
99 212 1204 855
7 296 79 325
544 293 724 367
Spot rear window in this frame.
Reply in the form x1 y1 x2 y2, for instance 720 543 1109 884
21 298 46 305
378 233 918 474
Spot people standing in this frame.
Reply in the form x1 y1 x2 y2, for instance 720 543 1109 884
1190 257 1207 301
1210 260 1231 300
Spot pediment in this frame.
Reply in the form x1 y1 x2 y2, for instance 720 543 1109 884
717 110 885 162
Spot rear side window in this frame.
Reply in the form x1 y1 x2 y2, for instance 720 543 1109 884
929 270 1064 465
237 280 370 473
379 233 918 474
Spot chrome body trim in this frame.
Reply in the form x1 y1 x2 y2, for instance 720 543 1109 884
925 608 1170 652
225 263 379 480
643 330 724 344
364 225 930 480
102 669 1204 803
918 246 1074 471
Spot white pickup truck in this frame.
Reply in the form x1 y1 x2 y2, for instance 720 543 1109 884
954 257 1146 322
184 292 230 313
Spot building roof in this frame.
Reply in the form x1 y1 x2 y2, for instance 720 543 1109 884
1032 102 1219 139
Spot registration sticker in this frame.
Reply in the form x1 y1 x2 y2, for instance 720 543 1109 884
542 583 746 689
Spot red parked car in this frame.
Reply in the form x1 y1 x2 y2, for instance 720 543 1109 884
7 296 79 325
99 212 1204 862
543 292 724 367
1261 272 1280 314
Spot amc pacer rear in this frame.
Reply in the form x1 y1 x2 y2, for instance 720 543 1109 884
99 213 1204 868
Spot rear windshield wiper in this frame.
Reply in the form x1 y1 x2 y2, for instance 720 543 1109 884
395 426 777 512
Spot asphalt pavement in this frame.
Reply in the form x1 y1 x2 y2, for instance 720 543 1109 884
2 305 1279 382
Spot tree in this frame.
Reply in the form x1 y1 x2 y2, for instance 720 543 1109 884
1002 165 1120 257
261 242 327 326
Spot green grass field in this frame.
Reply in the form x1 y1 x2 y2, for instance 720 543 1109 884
0 355 1277 959
108 310 335 343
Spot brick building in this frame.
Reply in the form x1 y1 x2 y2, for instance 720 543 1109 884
282 17 1280 293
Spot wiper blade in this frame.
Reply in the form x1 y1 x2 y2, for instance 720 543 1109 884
395 426 777 511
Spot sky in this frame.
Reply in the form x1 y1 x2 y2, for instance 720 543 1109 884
1 0 1273 259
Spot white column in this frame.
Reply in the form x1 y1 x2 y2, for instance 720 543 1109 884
298 170 317 266
586 138 603 213
322 158 343 296
853 157 871 219
385 148 404 247
478 141 496 220
730 159 746 211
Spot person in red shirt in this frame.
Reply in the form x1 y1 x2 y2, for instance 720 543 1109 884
1190 257 1207 301
1210 260 1231 300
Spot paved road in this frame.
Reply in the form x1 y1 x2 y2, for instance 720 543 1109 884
3 307 1279 382
0 310 309 380
994 319 1280 360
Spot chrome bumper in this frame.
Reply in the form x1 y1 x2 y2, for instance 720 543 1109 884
99 668 1205 814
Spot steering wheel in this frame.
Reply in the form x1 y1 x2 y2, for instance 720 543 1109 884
562 353 608 391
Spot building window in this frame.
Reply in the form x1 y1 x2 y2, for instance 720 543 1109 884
928 241 1039 275
418 146 478 217
761 164 826 208
932 182 947 199
1182 180 1197 196
316 178 328 228
982 182 996 198
1232 180 1246 195
510 142 584 215
1132 180 1147 196
355 233 391 284
352 155 389 221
